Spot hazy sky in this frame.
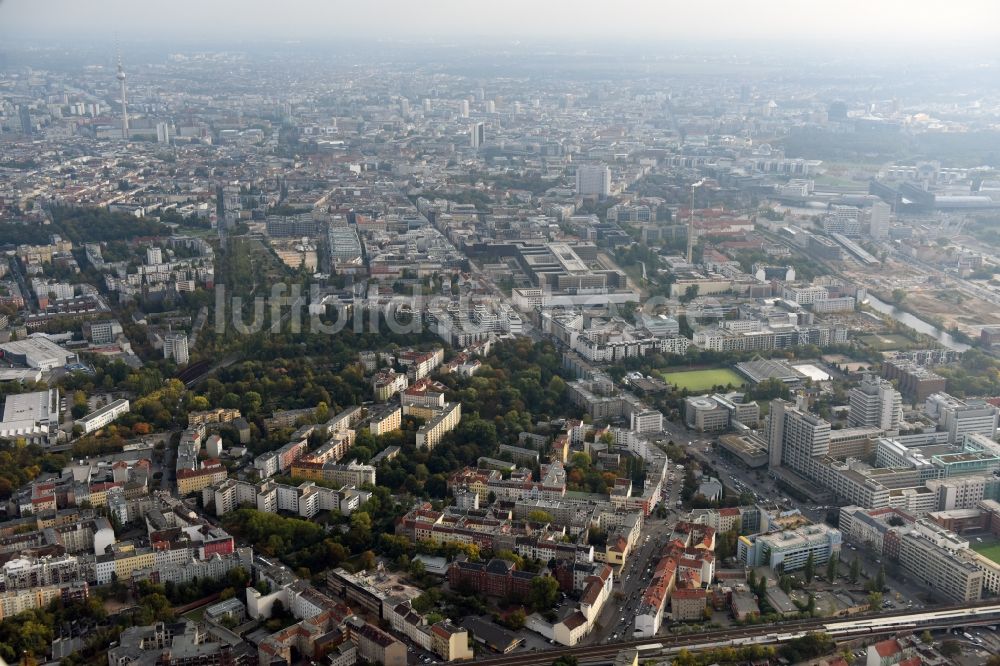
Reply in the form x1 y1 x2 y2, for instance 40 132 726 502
2 0 999 48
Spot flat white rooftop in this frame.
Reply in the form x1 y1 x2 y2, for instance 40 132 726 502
792 363 831 382
1 389 58 424
0 336 72 370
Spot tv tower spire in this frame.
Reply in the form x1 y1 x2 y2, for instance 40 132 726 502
116 49 129 140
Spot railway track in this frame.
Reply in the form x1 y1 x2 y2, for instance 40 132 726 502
468 602 1000 666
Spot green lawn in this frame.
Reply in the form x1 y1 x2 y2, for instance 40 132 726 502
183 607 205 622
972 541 1000 565
858 333 913 351
662 368 745 392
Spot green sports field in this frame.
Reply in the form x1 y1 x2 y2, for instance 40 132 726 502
858 333 913 351
662 368 745 392
972 541 1000 565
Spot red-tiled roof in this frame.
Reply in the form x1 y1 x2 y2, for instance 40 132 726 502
874 638 900 657
580 579 603 605
561 611 587 630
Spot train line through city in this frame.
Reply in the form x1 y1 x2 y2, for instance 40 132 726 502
470 603 1000 666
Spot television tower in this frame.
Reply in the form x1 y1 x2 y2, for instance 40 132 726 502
117 51 129 140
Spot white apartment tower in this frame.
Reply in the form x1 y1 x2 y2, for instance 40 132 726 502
576 165 611 198
848 373 902 434
163 332 189 365
869 201 890 240
767 398 831 473
470 122 485 150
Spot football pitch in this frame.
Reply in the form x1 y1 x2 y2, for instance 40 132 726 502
662 368 745 392
858 333 913 351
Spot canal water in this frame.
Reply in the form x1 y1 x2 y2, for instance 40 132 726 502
865 294 971 352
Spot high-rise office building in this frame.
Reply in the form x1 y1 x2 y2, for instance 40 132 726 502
164 332 190 365
156 122 170 144
470 122 485 150
869 201 890 240
925 393 999 444
766 398 831 473
485 100 495 113
767 399 787 468
18 105 33 136
575 165 611 198
399 98 410 118
848 373 902 433
460 100 470 118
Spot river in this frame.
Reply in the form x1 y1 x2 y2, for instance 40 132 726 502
865 294 971 352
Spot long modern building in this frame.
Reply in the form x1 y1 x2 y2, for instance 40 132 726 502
0 337 75 370
738 524 842 572
927 474 1000 510
696 324 848 353
473 241 637 306
897 526 984 603
74 398 130 435
925 393 999 444
410 402 461 450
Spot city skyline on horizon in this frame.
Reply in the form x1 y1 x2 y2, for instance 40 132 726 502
2 0 1000 51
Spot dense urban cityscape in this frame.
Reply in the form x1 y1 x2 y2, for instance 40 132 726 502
2 2 1000 665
